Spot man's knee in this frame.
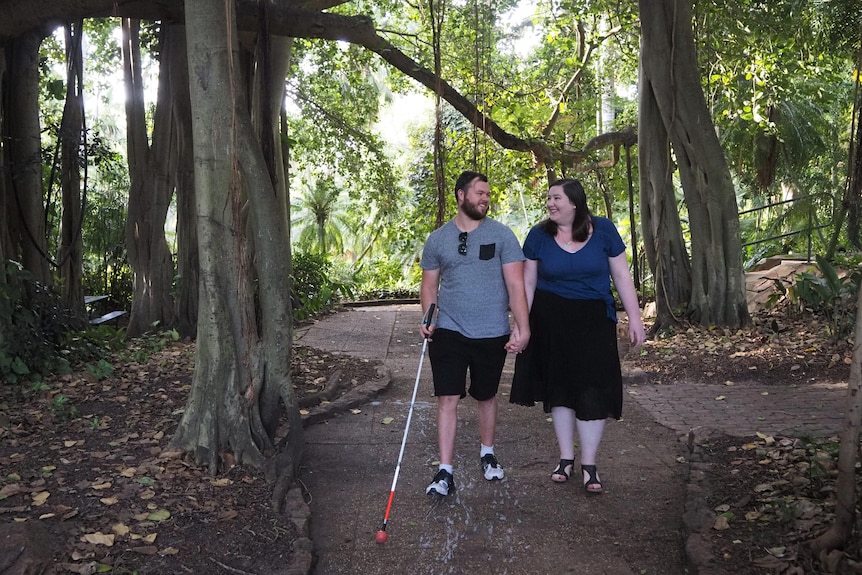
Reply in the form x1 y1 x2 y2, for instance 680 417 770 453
438 395 460 411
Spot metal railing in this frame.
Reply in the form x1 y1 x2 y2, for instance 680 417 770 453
739 194 831 262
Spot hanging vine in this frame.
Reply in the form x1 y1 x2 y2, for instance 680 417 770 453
827 29 862 255
430 0 447 228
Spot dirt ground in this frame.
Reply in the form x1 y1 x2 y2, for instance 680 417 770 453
0 305 860 574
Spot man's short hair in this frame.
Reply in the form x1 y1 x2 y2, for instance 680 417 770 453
454 170 488 200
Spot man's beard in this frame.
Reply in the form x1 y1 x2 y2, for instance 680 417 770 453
462 198 488 220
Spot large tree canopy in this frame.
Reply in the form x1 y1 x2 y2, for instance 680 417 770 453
0 1 635 171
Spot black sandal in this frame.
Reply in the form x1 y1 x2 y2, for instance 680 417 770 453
551 459 575 483
582 465 603 494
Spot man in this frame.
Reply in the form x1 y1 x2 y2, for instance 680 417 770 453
419 170 531 497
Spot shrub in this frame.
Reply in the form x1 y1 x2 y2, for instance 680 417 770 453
787 255 862 338
290 252 354 320
0 261 83 384
352 256 419 301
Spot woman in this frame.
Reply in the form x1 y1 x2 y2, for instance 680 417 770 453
510 178 645 494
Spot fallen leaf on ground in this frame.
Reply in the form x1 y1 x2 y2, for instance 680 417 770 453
146 509 170 521
713 516 730 530
32 491 50 505
82 532 115 546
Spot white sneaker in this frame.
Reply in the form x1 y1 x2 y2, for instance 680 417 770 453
481 454 504 481
426 469 455 496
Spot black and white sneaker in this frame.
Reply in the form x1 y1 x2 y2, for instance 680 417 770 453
481 454 504 481
426 469 455 496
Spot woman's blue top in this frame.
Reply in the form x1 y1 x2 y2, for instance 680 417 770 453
523 216 626 322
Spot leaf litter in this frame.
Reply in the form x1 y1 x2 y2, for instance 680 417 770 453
0 339 377 574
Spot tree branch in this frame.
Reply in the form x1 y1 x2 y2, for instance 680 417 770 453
542 25 620 138
269 10 555 163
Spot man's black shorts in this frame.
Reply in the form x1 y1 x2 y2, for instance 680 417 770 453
428 328 509 400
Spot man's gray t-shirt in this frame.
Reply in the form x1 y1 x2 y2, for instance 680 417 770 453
420 218 524 339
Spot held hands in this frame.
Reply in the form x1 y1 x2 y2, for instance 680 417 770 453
505 324 530 354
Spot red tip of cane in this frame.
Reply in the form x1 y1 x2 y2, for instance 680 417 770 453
375 530 388 544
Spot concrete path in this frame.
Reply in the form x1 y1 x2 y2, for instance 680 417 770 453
293 304 848 575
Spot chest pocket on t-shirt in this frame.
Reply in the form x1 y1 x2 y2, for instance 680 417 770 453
479 243 496 260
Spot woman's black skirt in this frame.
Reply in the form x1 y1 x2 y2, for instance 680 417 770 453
510 289 622 420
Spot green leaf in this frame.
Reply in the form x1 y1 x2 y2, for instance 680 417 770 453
146 509 171 521
11 356 30 375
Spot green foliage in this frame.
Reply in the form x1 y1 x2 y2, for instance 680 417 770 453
62 325 128 377
30 379 49 394
700 0 855 260
352 256 420 300
786 255 862 338
0 261 82 385
86 359 114 381
285 0 645 293
48 394 78 421
286 33 413 273
120 327 180 364
81 132 133 306
290 252 355 320
1 355 31 385
817 0 862 55
0 261 133 388
291 177 350 254
37 27 133 310
795 436 840 490
740 193 834 267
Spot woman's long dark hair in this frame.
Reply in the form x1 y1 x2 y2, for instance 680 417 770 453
539 178 592 241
